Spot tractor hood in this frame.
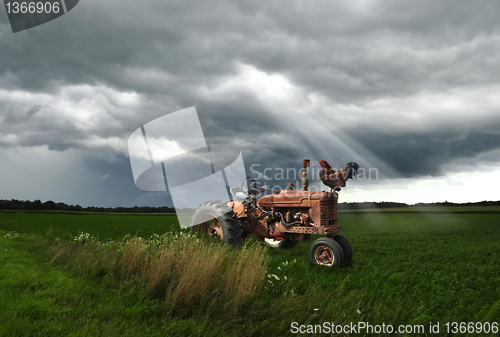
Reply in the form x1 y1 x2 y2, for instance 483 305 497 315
257 190 337 208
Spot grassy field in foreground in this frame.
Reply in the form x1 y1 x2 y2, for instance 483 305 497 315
0 210 500 336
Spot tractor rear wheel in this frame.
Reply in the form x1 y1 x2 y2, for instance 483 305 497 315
190 200 243 246
309 238 344 267
264 237 298 249
334 235 352 263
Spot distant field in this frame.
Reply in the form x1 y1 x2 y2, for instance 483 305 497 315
0 209 499 336
0 211 181 240
340 205 500 213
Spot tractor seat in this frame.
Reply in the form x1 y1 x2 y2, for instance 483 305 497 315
230 187 250 200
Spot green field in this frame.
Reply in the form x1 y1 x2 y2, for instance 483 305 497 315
340 205 500 214
1 210 499 336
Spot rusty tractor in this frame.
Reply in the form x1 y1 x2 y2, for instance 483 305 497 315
190 159 358 267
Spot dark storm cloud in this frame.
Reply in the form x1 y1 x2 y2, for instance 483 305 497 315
83 151 173 207
3 104 42 124
356 130 500 177
1 0 500 207
1 104 84 150
2 0 498 101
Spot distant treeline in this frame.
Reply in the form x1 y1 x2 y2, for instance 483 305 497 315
2 199 499 213
0 199 178 213
338 202 409 210
413 200 500 207
338 200 500 210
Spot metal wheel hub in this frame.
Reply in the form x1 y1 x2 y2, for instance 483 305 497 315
314 246 334 266
207 220 223 239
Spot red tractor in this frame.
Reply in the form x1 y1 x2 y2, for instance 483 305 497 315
191 159 359 267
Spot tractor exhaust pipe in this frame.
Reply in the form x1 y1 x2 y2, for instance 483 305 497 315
302 159 310 191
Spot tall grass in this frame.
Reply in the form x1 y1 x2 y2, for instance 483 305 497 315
47 232 268 315
224 244 268 311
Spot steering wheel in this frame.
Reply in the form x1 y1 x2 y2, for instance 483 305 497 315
241 176 266 195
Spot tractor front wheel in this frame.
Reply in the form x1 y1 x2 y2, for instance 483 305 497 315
334 235 352 263
190 201 243 246
309 238 344 267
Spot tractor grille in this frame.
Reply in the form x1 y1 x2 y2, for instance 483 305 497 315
319 198 337 225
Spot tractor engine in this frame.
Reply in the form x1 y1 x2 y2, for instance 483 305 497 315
256 189 339 238
284 208 311 226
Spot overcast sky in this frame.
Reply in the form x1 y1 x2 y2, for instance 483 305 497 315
1 0 500 207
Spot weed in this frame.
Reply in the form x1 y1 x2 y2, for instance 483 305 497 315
46 231 269 317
